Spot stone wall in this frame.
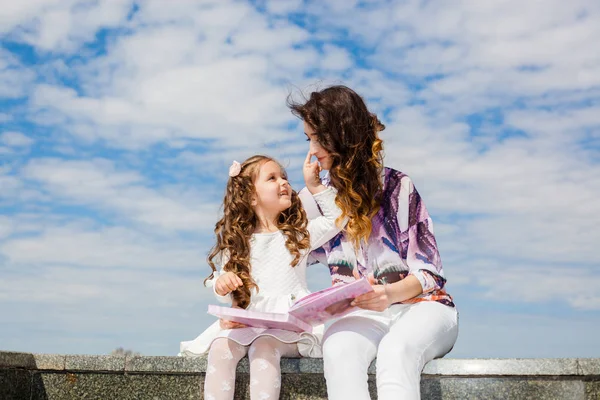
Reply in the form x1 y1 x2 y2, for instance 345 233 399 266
1 351 599 399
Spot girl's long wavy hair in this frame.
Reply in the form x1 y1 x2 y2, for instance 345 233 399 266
288 85 385 249
204 155 310 309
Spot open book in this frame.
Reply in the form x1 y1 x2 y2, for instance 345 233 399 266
208 278 374 333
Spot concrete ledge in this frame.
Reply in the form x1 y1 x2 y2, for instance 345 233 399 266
2 351 599 399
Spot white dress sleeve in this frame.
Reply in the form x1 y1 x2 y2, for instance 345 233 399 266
205 252 233 304
306 187 347 250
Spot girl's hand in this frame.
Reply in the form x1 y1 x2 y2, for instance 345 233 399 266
303 150 324 194
215 272 243 296
350 285 390 311
219 319 247 329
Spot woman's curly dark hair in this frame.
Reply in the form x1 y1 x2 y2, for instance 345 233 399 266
204 155 310 309
288 85 385 249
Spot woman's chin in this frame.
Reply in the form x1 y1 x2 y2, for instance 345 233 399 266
318 160 332 171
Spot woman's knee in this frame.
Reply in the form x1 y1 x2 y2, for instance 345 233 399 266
322 333 354 362
379 336 419 360
322 332 376 370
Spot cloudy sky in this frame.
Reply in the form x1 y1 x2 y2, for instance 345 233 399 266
1 0 599 358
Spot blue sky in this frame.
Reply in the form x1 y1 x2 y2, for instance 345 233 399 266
1 0 599 358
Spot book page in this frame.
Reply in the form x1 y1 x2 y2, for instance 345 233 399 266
207 305 313 333
289 278 373 325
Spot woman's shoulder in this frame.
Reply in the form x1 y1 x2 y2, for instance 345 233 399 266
383 166 414 188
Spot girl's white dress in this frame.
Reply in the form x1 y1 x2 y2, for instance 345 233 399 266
179 187 342 358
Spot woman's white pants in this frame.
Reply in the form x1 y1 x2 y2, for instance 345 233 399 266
322 301 458 400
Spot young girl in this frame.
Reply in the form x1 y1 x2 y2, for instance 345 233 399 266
180 153 345 400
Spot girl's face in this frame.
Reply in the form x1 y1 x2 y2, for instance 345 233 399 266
304 121 333 171
252 161 292 216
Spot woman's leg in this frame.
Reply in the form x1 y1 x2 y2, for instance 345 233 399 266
247 336 300 400
376 302 458 400
204 338 248 400
322 316 388 400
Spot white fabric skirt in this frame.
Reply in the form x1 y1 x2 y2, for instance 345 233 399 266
179 320 323 358
179 293 323 358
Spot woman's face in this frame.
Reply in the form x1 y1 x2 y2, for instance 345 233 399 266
304 121 333 170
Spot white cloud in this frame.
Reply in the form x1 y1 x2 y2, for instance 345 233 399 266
1 224 202 271
263 0 303 15
0 48 36 99
451 310 600 358
0 131 34 147
470 263 600 310
0 216 12 239
320 45 353 71
20 158 220 232
0 0 134 53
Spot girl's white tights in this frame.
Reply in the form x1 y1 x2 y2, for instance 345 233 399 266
204 337 300 400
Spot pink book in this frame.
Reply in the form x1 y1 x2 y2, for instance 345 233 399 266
208 278 374 333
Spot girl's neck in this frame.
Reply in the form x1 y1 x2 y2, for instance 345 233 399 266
254 218 279 234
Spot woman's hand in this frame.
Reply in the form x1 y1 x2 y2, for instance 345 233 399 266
303 150 324 194
350 285 391 312
215 272 243 296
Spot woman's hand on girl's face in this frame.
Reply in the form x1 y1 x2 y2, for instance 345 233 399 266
303 150 324 194
350 285 390 312
215 272 243 296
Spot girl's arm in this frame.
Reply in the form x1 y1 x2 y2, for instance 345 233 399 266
302 152 347 249
206 252 240 304
306 187 346 249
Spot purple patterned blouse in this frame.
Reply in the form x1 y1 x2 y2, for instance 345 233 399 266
300 167 455 308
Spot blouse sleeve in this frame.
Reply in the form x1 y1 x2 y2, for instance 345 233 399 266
205 252 233 304
304 187 347 250
398 175 446 293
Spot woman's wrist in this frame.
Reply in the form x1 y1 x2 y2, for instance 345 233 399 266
386 275 423 303
384 283 399 304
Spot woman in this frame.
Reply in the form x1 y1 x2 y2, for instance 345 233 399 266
291 85 458 400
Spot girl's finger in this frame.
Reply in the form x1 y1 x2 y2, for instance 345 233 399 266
305 150 313 165
227 276 239 288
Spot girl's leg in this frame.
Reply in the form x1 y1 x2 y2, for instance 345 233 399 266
247 336 300 400
204 338 248 400
322 316 388 400
376 302 458 400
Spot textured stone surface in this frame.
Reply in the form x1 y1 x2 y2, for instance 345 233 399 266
0 351 37 368
228 373 330 400
281 374 329 400
64 355 125 372
580 358 600 375
126 355 206 373
586 381 600 400
423 358 580 376
31 372 203 400
0 369 31 400
2 352 600 400
33 354 65 370
421 377 585 400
